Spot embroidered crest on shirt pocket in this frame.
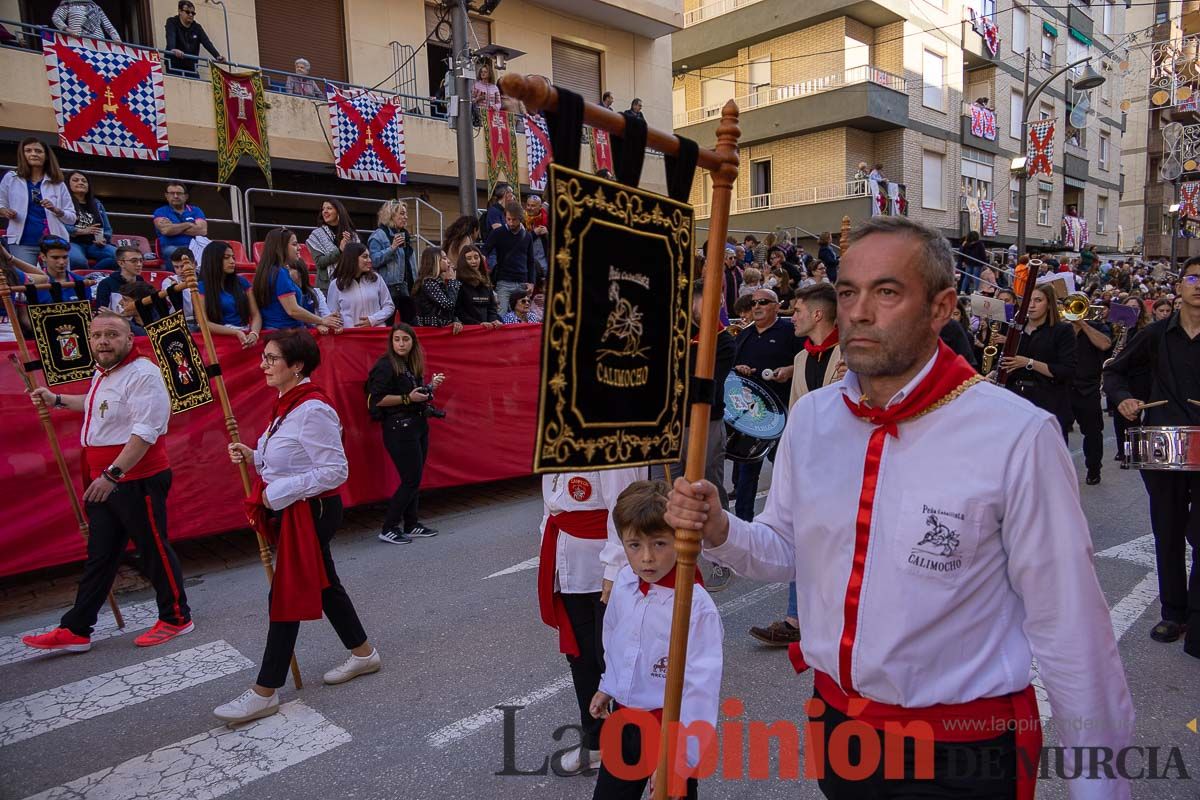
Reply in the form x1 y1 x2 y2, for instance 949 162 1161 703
895 493 981 580
651 656 668 679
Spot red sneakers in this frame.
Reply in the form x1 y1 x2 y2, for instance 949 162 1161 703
134 620 195 647
22 627 91 653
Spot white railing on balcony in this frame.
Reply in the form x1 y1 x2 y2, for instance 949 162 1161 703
673 66 906 128
683 0 767 27
692 180 872 220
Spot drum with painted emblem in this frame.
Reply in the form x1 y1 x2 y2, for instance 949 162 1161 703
723 373 787 463
1124 426 1200 471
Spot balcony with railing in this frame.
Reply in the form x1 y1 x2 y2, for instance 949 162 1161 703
683 0 767 27
674 65 907 145
693 179 881 226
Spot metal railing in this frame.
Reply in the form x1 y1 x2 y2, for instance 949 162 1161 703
673 65 906 127
694 180 872 220
242 188 443 258
683 0 767 27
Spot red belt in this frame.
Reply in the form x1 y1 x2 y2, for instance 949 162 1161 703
84 442 169 483
814 670 1041 800
537 509 609 657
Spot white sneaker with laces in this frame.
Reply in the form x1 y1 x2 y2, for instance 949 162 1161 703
323 648 382 685
213 688 279 724
559 745 602 773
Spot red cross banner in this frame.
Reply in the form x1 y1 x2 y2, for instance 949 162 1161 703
590 127 614 174
979 199 998 237
42 32 167 160
487 108 519 200
1027 119 1055 178
210 65 271 186
1181 181 1200 219
326 86 407 184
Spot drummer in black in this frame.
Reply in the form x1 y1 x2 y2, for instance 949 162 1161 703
1103 257 1200 658
730 288 802 521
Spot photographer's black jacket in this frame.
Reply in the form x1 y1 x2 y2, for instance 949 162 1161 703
367 356 427 420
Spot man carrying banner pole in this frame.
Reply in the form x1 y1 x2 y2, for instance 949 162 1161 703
22 311 193 653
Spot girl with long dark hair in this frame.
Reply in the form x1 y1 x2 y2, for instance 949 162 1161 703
326 242 394 327
367 322 446 544
305 199 357 291
453 244 501 328
413 246 462 331
198 240 261 346
254 228 341 331
1000 283 1077 440
65 171 117 271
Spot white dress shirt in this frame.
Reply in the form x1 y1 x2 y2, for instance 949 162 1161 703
598 565 723 769
707 351 1134 800
325 276 394 326
540 467 646 593
251 381 348 510
81 357 170 446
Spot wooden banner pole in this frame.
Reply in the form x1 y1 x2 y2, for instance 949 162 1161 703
496 73 741 799
181 264 302 690
0 273 123 627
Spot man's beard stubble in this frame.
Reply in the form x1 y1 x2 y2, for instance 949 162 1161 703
841 315 933 378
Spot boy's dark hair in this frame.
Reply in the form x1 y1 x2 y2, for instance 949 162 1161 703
170 248 192 264
613 480 673 539
733 294 755 315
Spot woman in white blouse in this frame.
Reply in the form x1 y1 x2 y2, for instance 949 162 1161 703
214 329 380 724
325 242 394 327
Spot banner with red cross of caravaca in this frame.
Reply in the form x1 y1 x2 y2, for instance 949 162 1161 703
210 64 271 186
487 108 519 200
590 127 614 175
42 32 167 160
1181 181 1200 219
1027 119 1055 178
326 86 407 184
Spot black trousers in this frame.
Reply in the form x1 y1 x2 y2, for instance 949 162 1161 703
813 688 1018 800
62 469 190 637
592 715 699 799
381 414 428 533
257 496 368 688
1066 389 1105 472
1140 471 1200 638
562 591 605 751
1112 412 1131 461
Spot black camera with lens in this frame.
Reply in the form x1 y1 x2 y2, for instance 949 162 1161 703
420 383 447 419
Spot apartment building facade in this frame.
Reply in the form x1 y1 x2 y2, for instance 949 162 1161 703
0 0 679 240
673 0 1125 254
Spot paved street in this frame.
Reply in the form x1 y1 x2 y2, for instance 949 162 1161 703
1 440 1197 800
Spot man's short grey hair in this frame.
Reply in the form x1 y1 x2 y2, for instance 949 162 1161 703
846 215 955 299
751 287 779 303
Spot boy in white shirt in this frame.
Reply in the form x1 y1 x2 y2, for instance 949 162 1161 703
589 480 723 800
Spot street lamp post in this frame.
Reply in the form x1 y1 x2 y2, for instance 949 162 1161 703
1014 49 1106 257
451 0 479 219
1170 181 1181 273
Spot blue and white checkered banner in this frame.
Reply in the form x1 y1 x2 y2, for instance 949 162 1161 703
326 85 406 184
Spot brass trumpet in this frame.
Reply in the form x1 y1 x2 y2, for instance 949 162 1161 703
1061 292 1106 322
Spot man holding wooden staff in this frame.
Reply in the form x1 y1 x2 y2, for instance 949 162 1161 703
667 217 1134 799
23 312 194 653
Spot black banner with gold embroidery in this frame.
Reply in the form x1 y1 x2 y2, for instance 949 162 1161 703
534 163 693 472
145 311 212 413
28 300 94 386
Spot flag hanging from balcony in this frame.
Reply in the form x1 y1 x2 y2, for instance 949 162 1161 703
979 199 998 236
210 65 271 186
1027 119 1055 178
970 104 997 141
590 127 615 175
42 32 168 161
525 113 553 193
326 86 407 184
487 108 519 199
1181 182 1200 219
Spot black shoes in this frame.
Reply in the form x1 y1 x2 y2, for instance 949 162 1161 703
1150 620 1187 643
406 524 439 539
1086 470 1101 485
378 529 413 545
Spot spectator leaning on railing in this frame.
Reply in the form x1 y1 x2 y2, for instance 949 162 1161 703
285 58 322 98
52 0 120 40
306 199 357 293
326 242 394 328
197 240 260 347
453 244 501 329
368 199 416 323
413 246 462 332
500 289 541 324
165 0 224 77
254 227 341 332
482 201 537 314
0 137 76 265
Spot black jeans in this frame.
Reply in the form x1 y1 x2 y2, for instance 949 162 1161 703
812 687 1018 800
381 414 429 533
62 469 190 637
1067 389 1105 472
257 496 368 688
1140 471 1200 639
592 713 699 799
562 591 605 751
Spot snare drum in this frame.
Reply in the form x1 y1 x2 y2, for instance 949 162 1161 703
723 374 787 463
1124 426 1200 471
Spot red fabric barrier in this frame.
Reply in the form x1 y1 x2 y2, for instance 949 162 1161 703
0 325 541 577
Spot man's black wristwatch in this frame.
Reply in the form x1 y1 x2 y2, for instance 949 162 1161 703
101 465 124 484
53 394 65 409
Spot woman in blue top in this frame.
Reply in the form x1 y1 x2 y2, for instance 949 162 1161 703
0 138 76 264
252 228 341 331
197 241 261 348
65 171 117 272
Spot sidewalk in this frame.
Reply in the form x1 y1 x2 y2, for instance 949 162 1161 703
0 475 542 621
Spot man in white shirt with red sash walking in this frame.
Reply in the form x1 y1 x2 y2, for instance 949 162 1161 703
667 216 1134 799
25 312 193 653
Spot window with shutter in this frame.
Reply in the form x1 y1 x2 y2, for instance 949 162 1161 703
256 0 347 83
551 40 602 104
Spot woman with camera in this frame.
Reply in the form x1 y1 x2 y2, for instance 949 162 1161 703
368 322 446 545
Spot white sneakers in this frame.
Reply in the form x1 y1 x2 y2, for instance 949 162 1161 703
213 649 381 724
560 745 603 773
212 688 280 724
323 648 382 685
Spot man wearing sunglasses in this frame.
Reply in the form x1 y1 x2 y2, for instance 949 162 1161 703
165 1 225 78
730 288 802 521
1104 260 1200 658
